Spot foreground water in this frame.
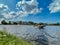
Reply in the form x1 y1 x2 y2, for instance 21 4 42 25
0 25 60 45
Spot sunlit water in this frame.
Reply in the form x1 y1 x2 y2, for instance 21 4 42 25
0 25 60 45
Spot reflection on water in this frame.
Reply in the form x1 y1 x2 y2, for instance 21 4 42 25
0 25 60 45
34 28 49 45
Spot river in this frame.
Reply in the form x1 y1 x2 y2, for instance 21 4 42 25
0 25 60 45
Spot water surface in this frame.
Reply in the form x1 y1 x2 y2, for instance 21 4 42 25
0 25 60 45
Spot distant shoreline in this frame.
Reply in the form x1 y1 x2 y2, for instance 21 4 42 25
47 25 60 26
0 24 60 26
0 20 60 26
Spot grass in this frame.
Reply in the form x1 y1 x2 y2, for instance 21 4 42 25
0 30 36 45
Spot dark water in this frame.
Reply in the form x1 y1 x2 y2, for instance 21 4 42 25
0 25 60 45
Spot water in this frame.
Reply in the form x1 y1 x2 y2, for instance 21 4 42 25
0 25 60 45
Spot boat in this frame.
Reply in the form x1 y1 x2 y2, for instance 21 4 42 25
34 24 45 29
37 25 45 29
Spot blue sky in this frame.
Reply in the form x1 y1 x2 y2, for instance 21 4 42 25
0 0 60 23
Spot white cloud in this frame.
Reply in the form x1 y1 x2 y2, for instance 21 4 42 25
30 8 43 14
48 0 60 13
16 0 42 16
0 4 8 12
16 11 28 17
2 11 27 19
0 4 10 19
0 0 42 19
2 11 17 19
0 4 17 19
0 4 14 19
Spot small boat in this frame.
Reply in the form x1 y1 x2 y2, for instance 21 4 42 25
34 24 45 29
37 25 45 29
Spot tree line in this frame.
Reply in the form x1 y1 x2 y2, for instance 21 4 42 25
1 20 60 26
48 23 60 26
0 20 46 25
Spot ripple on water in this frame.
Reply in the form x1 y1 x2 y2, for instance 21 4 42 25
0 25 60 45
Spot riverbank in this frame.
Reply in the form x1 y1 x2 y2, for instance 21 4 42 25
47 25 60 26
0 30 35 45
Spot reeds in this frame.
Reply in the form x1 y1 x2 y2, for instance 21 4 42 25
0 30 35 45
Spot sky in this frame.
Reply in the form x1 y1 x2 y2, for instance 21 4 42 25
0 0 60 23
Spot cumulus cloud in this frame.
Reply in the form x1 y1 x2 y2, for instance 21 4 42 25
0 4 10 19
16 0 42 16
48 0 60 13
0 4 8 12
2 11 17 19
0 4 17 19
0 0 42 19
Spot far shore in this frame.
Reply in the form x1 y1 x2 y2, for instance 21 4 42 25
47 25 60 26
0 20 60 26
0 24 60 26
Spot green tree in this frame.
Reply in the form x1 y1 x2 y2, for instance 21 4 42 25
9 21 11 24
1 20 8 25
13 22 17 25
19 21 23 24
28 21 34 25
